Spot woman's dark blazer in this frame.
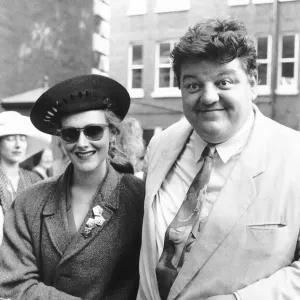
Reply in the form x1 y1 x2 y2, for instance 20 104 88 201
0 164 145 300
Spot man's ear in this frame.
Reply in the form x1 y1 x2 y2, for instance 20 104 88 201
249 72 258 101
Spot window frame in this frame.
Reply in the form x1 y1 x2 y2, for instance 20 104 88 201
128 44 144 99
227 0 250 6
154 0 191 14
152 40 181 98
276 33 299 95
127 0 147 16
256 35 272 95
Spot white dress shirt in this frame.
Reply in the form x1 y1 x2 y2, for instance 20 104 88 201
153 110 255 262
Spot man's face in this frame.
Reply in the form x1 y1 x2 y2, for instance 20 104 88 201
180 58 257 144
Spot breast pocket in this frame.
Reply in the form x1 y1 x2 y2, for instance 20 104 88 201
245 221 288 258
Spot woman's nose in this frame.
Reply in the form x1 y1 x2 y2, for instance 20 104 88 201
77 131 89 147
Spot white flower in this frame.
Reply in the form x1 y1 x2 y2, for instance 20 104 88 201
93 205 103 217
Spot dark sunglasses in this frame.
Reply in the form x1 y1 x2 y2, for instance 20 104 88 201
57 124 109 144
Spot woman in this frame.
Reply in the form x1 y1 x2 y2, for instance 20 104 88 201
32 148 54 179
0 111 51 243
0 75 145 300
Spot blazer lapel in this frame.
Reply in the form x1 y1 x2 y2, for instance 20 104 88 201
42 173 71 256
60 165 120 262
168 106 268 300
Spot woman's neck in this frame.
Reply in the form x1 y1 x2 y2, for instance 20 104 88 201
72 162 107 189
0 160 20 177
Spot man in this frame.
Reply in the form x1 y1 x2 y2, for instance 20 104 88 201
138 18 300 300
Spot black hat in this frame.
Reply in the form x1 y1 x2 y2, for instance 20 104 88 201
30 74 130 135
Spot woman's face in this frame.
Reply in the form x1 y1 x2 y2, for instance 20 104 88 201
0 135 27 164
60 110 110 175
39 149 54 170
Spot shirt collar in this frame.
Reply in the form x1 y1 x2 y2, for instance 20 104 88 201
194 109 255 164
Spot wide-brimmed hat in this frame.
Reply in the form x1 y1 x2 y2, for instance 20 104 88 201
30 74 131 135
0 111 52 161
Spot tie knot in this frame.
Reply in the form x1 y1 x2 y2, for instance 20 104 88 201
202 145 215 159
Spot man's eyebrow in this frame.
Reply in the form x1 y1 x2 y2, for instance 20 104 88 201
217 70 236 77
181 74 198 81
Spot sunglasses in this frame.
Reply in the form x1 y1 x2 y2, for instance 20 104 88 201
57 124 109 144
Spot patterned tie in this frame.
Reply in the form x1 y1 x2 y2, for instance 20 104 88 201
156 144 215 300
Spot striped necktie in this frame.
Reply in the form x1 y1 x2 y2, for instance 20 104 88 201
156 144 215 300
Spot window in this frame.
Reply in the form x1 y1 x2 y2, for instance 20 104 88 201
128 45 144 98
152 41 180 98
252 0 273 3
277 34 299 94
94 16 110 38
228 0 296 4
127 0 147 16
228 0 249 6
93 51 109 73
256 36 272 94
155 0 190 13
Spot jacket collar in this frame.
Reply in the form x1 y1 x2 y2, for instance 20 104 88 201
42 162 120 216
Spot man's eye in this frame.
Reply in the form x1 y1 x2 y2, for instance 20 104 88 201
187 84 200 91
219 80 232 88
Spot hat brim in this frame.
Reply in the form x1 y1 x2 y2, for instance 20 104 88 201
30 75 131 135
0 113 52 162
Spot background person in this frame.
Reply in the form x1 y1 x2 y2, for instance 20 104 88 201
138 18 300 300
0 75 145 300
32 148 54 180
117 117 145 178
0 111 51 244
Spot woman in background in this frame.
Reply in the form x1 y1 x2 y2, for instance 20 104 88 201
0 75 145 300
32 148 54 180
0 111 51 243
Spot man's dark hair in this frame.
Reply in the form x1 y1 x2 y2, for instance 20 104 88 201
171 18 258 87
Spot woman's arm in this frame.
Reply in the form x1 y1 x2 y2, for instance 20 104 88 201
0 196 81 300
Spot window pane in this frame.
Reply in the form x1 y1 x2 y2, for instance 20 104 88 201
280 62 295 85
159 68 170 87
257 37 268 59
282 36 295 58
93 51 101 69
132 69 142 88
160 43 171 64
258 64 267 85
282 62 294 78
94 15 101 34
132 45 143 65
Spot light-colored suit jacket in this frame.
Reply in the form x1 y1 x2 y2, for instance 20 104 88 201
138 105 300 300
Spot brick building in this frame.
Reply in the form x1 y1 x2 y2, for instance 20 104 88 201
109 0 300 141
0 0 110 114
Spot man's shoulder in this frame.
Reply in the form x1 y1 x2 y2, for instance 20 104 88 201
150 118 190 146
262 114 300 143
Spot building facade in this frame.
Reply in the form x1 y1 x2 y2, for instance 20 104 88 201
0 0 111 113
109 0 300 141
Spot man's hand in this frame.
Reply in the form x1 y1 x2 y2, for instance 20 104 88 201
206 294 236 300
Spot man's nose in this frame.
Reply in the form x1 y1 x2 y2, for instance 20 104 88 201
77 131 89 147
200 83 219 105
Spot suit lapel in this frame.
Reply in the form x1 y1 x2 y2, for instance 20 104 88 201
168 106 268 300
146 118 193 208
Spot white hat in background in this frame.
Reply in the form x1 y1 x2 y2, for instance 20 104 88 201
0 111 52 161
